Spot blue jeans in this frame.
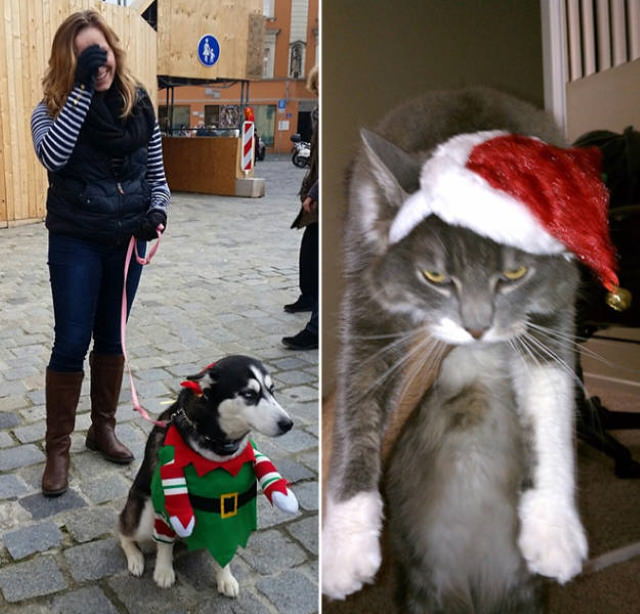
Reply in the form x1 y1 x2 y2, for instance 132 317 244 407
47 233 146 372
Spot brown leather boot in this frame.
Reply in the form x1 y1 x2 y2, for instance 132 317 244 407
42 369 84 497
85 352 134 464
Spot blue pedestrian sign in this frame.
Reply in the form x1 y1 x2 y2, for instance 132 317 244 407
198 34 220 67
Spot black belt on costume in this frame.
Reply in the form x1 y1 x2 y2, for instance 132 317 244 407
188 482 257 518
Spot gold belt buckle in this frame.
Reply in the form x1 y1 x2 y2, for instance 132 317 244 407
220 492 239 518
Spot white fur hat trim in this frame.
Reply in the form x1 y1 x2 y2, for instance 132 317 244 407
388 130 567 255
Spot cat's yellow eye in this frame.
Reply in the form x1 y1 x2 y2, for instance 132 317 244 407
422 270 448 284
503 266 528 281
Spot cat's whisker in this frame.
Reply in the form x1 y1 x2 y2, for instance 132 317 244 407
574 349 640 375
520 332 569 368
526 320 588 354
507 338 526 367
351 331 414 341
380 335 441 390
355 325 430 370
526 321 617 366
510 340 539 386
525 323 608 373
527 321 640 375
355 333 413 368
356 334 441 403
526 322 595 355
396 339 445 403
526 321 589 344
405 338 449 395
512 336 541 371
522 333 567 366
520 333 588 395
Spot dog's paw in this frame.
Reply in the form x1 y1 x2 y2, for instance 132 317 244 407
322 490 383 600
127 549 145 577
216 567 240 598
120 537 145 577
272 489 299 514
153 564 176 588
518 489 588 583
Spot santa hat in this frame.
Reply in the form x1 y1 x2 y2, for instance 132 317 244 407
388 130 621 295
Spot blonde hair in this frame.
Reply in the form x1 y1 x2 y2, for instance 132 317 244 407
306 65 319 96
42 10 138 117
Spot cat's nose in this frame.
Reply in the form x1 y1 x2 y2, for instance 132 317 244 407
466 327 488 340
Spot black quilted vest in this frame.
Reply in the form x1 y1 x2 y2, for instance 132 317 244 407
46 125 149 245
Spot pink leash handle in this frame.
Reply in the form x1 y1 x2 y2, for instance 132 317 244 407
121 225 168 427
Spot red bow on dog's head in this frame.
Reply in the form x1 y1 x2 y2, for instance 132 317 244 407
180 380 204 396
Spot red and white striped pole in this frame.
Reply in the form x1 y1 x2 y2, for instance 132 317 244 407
241 120 255 173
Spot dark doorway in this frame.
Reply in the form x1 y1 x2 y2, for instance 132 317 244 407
297 111 312 142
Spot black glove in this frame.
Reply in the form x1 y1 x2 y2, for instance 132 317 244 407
75 45 107 88
136 209 167 241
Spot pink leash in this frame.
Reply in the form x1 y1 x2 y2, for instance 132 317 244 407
121 226 168 428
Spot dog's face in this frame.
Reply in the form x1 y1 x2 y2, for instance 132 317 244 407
186 355 293 441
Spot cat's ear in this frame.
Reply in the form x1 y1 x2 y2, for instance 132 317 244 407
360 128 421 204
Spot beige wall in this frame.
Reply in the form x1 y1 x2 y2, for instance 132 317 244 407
322 0 545 393
566 58 640 142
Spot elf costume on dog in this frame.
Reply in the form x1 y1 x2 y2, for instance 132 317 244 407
150 424 296 567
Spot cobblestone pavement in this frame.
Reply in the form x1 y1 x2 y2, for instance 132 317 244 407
0 158 318 613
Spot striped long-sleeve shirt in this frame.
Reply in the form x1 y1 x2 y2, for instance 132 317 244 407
30 85 170 212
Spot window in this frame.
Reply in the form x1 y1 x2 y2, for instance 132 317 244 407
158 105 190 134
254 105 276 146
289 41 305 79
263 32 277 78
263 0 275 19
204 105 221 129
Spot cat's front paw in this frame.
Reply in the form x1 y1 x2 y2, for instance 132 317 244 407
322 490 383 599
518 489 587 583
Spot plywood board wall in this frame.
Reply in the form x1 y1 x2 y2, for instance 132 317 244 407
156 0 264 81
0 0 157 226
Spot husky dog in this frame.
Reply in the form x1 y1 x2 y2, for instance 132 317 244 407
119 355 298 595
322 89 602 612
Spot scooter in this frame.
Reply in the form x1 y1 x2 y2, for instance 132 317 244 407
290 133 311 168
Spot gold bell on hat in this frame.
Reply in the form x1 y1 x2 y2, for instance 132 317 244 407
606 286 632 311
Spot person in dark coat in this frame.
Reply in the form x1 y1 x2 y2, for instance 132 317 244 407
283 66 319 350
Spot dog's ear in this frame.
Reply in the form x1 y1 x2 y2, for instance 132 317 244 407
186 362 219 384
205 363 220 385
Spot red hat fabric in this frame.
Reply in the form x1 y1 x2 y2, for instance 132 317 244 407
388 131 618 291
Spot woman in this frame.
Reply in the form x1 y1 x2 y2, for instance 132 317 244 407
282 65 319 350
31 10 170 496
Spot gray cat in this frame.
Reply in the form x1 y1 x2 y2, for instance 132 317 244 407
322 88 600 612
